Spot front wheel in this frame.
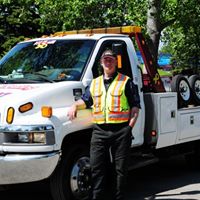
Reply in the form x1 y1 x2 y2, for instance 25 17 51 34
50 144 91 200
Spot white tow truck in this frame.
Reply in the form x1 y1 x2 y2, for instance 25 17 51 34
0 26 200 200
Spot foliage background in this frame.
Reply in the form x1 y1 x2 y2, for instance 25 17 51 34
0 0 200 70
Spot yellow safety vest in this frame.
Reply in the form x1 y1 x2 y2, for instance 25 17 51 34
90 73 130 124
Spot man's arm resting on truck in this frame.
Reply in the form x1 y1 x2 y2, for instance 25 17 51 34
68 85 92 120
68 99 87 120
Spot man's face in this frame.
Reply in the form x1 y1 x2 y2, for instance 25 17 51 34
101 56 117 76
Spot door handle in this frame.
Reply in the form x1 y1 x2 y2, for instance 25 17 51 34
73 88 82 100
171 110 176 118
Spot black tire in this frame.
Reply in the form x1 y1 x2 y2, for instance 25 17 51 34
50 144 91 200
188 75 200 106
171 75 191 108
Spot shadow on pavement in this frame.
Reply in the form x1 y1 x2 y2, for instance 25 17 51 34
125 156 200 200
0 180 52 200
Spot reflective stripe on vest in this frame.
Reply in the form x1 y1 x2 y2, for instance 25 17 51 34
90 73 130 124
92 76 103 113
111 73 127 112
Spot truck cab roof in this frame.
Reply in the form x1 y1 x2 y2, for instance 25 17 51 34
21 33 128 44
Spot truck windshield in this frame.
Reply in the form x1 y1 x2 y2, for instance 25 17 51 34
0 39 95 83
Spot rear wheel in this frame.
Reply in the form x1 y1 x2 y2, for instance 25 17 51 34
50 144 91 200
171 75 191 108
188 75 200 105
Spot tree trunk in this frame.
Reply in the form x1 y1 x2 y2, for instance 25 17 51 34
147 0 161 64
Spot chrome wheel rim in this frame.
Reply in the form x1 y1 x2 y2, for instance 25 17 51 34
70 156 91 200
179 80 190 101
194 80 200 99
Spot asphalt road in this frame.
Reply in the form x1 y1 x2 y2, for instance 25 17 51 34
125 156 200 200
1 156 200 200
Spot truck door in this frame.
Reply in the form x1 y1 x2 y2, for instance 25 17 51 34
88 39 144 147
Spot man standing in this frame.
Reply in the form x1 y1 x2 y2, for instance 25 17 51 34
68 49 140 200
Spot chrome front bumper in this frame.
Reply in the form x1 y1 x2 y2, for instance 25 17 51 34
0 151 60 184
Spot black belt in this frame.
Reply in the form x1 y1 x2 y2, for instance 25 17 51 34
93 122 129 131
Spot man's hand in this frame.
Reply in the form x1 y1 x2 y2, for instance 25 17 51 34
67 99 87 120
129 107 139 128
67 104 77 120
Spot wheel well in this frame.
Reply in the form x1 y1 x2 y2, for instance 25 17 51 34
61 128 92 153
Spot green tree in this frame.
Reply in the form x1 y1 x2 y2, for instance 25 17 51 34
1 0 199 72
163 0 200 71
145 0 177 62
0 0 41 57
36 0 178 64
36 0 133 33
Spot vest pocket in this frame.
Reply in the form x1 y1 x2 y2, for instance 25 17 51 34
110 90 123 96
109 91 123 112
92 91 103 97
92 91 103 112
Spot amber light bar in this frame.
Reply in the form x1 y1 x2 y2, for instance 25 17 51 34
50 26 142 37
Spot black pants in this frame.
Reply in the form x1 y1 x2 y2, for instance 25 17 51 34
90 123 132 200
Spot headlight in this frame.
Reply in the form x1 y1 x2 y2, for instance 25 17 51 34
0 125 55 145
18 132 46 144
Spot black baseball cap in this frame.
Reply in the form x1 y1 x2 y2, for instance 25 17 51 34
101 50 117 59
